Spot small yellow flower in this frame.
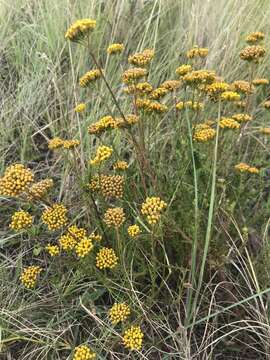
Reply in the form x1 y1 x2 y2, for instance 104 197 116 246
193 126 216 142
73 344 96 360
65 19 96 42
246 31 265 44
107 43 124 55
0 164 34 197
141 197 167 225
113 160 129 171
89 232 102 242
123 326 144 351
75 238 93 258
160 80 181 91
96 247 118 269
260 127 270 135
239 45 266 62
89 146 113 166
263 101 270 109
63 140 80 149
48 137 64 150
128 49 154 67
220 91 240 102
235 163 259 174
122 68 148 83
20 266 42 289
88 115 117 135
176 101 203 111
75 103 86 113
232 113 252 122
79 69 103 87
46 244 60 256
42 204 68 231
149 87 168 100
68 225 87 240
219 117 240 129
103 207 125 228
100 175 124 199
128 224 141 237
175 64 192 76
183 70 216 87
109 303 131 324
187 47 209 59
9 210 33 231
232 80 253 94
252 78 269 86
59 234 77 251
27 179 54 200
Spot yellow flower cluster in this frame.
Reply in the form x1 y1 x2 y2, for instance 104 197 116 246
75 238 94 258
219 117 240 129
73 345 96 360
175 64 192 76
46 244 60 256
27 179 54 200
183 70 216 86
79 69 102 87
176 101 204 111
136 99 168 113
160 80 181 91
123 82 153 95
128 49 154 67
9 210 33 231
232 113 252 122
109 303 131 325
123 326 144 351
65 19 96 42
235 100 247 108
115 114 140 128
68 225 87 239
235 163 259 174
187 47 209 59
113 160 129 171
48 137 63 150
20 266 42 289
0 164 34 197
122 68 148 83
63 140 80 149
100 175 124 198
42 204 68 231
220 91 240 102
107 43 124 55
103 207 125 228
150 87 168 100
89 146 113 166
89 232 102 242
128 224 141 237
141 196 167 225
232 80 253 94
246 31 265 44
252 78 269 86
261 127 270 135
204 82 230 100
75 103 86 113
59 225 87 251
193 125 216 142
263 101 270 109
239 45 266 62
96 247 118 269
88 176 100 192
88 115 117 135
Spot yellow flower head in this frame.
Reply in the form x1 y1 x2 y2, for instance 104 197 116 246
48 137 64 150
232 80 254 94
109 303 131 325
183 70 216 87
220 91 240 102
46 244 60 256
103 207 125 228
88 175 100 192
0 164 34 197
9 210 33 231
122 68 148 83
204 82 230 100
65 19 96 42
219 117 240 129
141 196 167 225
149 87 168 100
176 101 204 111
20 266 42 289
175 64 192 77
73 345 96 360
89 146 113 166
88 115 117 135
89 232 102 242
114 114 140 129
193 126 216 142
123 326 144 351
79 69 103 87
75 238 93 258
107 43 124 55
239 45 266 62
246 31 265 44
68 225 87 240
128 224 141 237
113 160 129 171
232 113 252 122
187 47 209 59
96 247 118 269
63 139 80 149
252 78 269 86
235 163 259 174
59 234 77 251
123 82 153 95
42 204 68 231
263 101 270 109
260 127 270 135
27 179 54 201
136 99 168 113
160 80 181 92
100 175 124 199
75 103 86 113
128 49 154 67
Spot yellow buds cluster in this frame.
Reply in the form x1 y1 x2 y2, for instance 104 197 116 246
232 113 252 122
128 49 154 67
73 345 96 360
149 87 168 100
252 78 269 86
123 326 144 351
260 127 270 135
263 101 270 109
20 266 42 289
88 176 100 192
59 234 77 251
122 68 148 83
160 80 181 91
42 204 68 231
100 175 124 199
187 47 209 59
75 103 86 113
141 196 167 225
235 100 247 108
107 43 124 55
113 160 129 171
89 146 113 166
65 19 96 42
79 69 102 87
96 247 118 269
48 137 64 150
183 70 216 86
9 210 33 231
0 164 34 197
63 140 80 149
246 31 265 44
75 238 93 258
27 179 54 200
175 64 192 76
220 91 240 102
103 207 125 228
46 244 60 256
193 125 216 142
204 82 230 100
219 117 240 129
235 163 259 174
89 232 102 242
88 115 117 135
128 224 141 237
109 303 131 325
239 45 266 62
123 82 153 95
136 99 168 113
176 101 204 111
232 80 253 94
115 114 140 128
68 225 87 240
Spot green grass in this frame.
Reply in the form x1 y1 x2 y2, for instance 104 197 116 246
1 0 270 359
